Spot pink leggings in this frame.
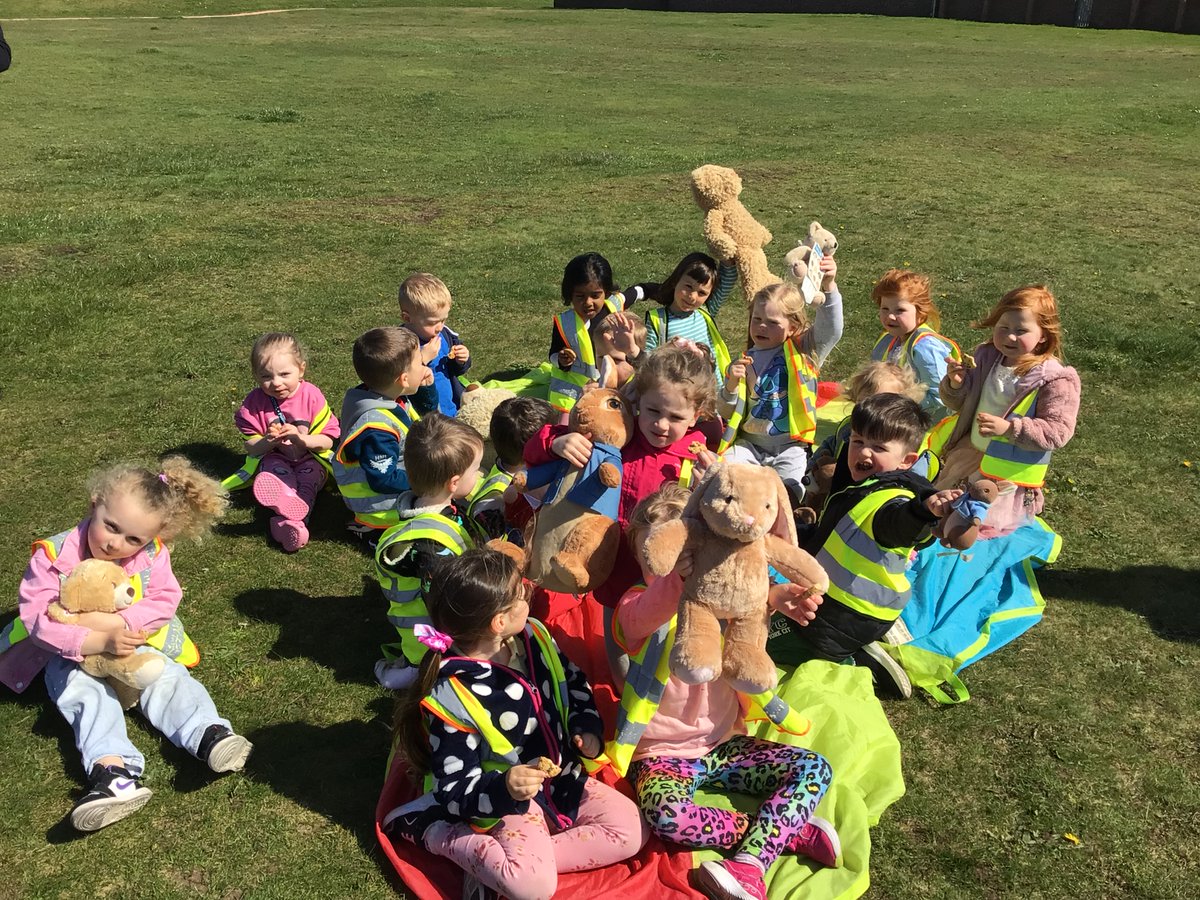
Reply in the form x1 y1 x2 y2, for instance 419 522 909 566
253 451 325 519
425 777 646 900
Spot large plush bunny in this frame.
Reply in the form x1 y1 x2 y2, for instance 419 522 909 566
643 462 829 693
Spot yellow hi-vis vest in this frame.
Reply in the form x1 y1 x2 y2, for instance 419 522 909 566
466 463 513 524
604 586 810 777
375 512 473 667
547 296 623 413
645 306 732 377
221 401 337 492
420 618 607 830
332 404 419 529
814 482 918 623
718 340 819 456
978 388 1050 487
0 531 199 666
871 324 962 370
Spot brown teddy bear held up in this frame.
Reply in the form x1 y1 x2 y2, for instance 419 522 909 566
690 164 780 301
642 462 829 693
47 558 165 709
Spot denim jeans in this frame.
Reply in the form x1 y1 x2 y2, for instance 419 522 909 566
44 648 230 776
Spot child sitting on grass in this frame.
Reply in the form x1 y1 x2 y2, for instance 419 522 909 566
643 252 737 378
333 327 431 540
385 546 645 900
609 485 840 900
399 272 472 417
0 458 251 832
373 414 484 690
226 332 340 552
782 393 961 698
467 396 557 545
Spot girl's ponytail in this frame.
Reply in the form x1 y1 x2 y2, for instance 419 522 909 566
393 650 444 775
88 456 228 543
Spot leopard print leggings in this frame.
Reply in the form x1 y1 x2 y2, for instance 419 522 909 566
630 734 832 868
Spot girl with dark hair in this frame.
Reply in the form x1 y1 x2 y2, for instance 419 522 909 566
643 252 737 378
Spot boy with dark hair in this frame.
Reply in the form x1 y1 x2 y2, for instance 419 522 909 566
373 413 484 689
468 397 557 544
780 393 961 698
332 327 431 540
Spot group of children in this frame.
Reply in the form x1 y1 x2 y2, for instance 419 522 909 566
1 247 1080 900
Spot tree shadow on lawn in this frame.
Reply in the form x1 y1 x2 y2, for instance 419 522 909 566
1041 565 1200 643
244 707 408 891
233 576 387 686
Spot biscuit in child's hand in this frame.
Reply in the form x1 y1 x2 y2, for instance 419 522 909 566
960 353 976 369
534 757 561 777
688 441 705 456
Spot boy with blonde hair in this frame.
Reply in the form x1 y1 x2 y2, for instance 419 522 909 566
399 272 471 416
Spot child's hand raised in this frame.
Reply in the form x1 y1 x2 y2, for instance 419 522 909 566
552 432 593 468
975 412 1012 438
558 347 577 369
924 488 963 518
724 355 754 393
944 356 968 388
419 336 441 365
449 343 470 363
572 733 602 759
505 763 550 801
819 254 838 290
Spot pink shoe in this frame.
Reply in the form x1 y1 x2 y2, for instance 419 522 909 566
792 815 842 868
695 859 767 900
269 516 309 552
253 471 311 521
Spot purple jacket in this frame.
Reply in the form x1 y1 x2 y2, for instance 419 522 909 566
939 342 1081 454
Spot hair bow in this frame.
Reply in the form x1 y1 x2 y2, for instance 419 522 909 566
157 473 170 485
413 623 453 653
672 338 705 357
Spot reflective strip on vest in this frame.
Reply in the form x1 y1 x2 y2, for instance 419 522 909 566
646 306 732 377
467 465 513 521
718 340 818 456
605 590 807 777
375 514 472 666
979 390 1050 487
222 402 337 491
332 405 418 529
872 324 962 370
815 486 914 623
419 619 599 830
548 305 609 412
2 532 199 667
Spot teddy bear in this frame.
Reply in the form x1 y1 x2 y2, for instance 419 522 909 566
47 559 165 709
796 450 838 524
642 462 829 693
690 164 780 301
934 478 999 551
456 385 518 462
782 220 839 307
515 386 634 594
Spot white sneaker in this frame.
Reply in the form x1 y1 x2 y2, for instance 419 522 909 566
70 764 153 832
882 618 913 645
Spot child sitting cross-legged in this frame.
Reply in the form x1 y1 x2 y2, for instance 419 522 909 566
384 547 646 900
467 397 557 545
608 484 841 900
372 413 484 691
333 327 432 542
399 272 472 417
789 393 962 698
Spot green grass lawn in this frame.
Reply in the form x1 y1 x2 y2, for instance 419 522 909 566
1 3 1198 898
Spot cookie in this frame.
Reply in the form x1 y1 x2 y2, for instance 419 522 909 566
534 757 561 777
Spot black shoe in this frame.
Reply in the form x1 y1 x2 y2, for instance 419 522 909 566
853 642 913 700
70 764 152 832
382 794 450 846
197 724 253 773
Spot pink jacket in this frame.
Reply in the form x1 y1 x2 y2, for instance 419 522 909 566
235 381 340 442
0 521 182 693
616 576 746 762
939 342 1081 453
525 422 715 607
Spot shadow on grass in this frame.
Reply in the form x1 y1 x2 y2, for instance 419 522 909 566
164 441 242 481
245 712 407 892
233 576 386 685
1042 566 1200 643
